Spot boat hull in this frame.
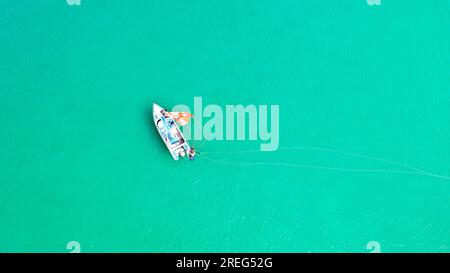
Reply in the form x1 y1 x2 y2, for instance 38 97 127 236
153 103 192 160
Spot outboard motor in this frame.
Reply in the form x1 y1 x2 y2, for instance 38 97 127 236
187 147 196 161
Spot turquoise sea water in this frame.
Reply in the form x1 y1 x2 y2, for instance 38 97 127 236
0 1 449 252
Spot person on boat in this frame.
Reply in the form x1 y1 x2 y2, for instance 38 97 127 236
161 109 170 118
187 147 196 160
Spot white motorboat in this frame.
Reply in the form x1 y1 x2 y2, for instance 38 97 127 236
153 103 195 161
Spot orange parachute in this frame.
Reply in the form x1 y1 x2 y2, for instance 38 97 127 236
167 112 193 126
